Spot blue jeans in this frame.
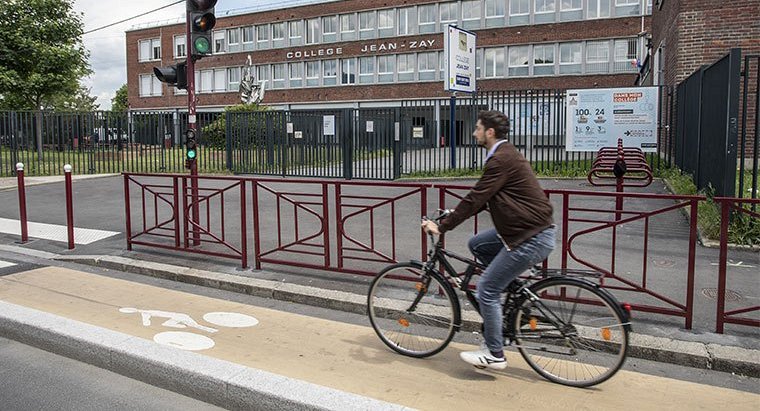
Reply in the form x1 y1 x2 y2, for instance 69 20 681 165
468 226 556 354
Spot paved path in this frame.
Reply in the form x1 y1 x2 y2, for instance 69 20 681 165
0 265 757 410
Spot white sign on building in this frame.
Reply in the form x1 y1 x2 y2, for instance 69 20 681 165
444 25 476 94
565 87 659 152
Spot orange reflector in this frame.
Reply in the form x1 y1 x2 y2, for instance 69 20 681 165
529 318 537 330
601 328 611 340
398 318 410 327
415 283 426 292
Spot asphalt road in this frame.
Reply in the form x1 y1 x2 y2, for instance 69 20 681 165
0 336 222 411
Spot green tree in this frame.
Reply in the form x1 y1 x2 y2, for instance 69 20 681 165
202 103 269 149
111 84 128 112
45 84 100 111
0 0 91 110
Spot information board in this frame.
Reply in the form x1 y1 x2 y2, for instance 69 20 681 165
565 87 659 152
444 25 476 93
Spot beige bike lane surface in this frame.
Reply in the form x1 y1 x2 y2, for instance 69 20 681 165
0 266 756 411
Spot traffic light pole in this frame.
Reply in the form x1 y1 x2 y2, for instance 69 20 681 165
186 13 200 246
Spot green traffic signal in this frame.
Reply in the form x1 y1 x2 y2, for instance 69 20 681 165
194 37 210 54
187 148 197 160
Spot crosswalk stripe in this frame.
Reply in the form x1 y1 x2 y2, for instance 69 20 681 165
0 218 119 245
0 260 16 269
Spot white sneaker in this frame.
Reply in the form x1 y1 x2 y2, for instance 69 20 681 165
460 347 507 370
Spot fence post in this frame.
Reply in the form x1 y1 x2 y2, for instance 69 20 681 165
715 199 730 333
16 163 28 243
64 164 74 250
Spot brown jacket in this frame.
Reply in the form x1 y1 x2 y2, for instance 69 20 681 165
438 141 554 248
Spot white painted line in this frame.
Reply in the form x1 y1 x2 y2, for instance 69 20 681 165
0 260 16 269
0 217 119 245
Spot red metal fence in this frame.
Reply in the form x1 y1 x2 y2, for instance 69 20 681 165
123 173 758 333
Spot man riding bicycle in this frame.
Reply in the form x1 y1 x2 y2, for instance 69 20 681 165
421 110 556 370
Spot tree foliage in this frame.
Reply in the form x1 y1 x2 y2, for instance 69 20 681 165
111 84 128 112
0 0 91 110
202 103 269 149
46 84 99 111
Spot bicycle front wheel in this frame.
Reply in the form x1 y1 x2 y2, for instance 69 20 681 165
367 262 460 358
512 277 629 387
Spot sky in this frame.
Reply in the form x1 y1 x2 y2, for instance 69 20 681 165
75 0 269 110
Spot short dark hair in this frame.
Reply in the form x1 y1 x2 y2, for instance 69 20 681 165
477 110 510 140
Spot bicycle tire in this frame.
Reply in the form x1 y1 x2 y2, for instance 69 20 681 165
367 261 460 358
511 277 629 387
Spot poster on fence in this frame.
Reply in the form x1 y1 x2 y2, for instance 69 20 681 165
565 87 659 152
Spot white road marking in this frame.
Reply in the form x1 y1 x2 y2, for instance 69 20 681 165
0 260 16 269
0 217 119 245
153 331 215 351
203 312 259 328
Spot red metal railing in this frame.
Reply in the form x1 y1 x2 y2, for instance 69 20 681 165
714 197 760 333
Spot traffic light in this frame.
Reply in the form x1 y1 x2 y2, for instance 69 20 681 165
187 0 217 59
153 61 187 89
185 129 197 168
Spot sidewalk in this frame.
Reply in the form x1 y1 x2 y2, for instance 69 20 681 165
0 264 757 410
0 173 119 191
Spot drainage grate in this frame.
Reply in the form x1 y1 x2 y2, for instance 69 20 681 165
701 288 743 302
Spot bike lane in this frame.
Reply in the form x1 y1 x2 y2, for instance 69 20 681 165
0 266 756 410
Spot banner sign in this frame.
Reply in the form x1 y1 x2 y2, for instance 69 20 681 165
444 25 476 93
565 87 659 152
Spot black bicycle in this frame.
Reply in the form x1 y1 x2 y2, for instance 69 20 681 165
367 210 632 387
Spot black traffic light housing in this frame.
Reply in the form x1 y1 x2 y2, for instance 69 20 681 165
185 129 198 168
153 61 187 90
187 0 217 59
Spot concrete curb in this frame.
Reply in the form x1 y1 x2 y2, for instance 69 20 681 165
56 254 760 379
0 301 411 411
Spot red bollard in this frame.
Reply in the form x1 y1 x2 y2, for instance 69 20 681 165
16 163 28 243
64 164 74 250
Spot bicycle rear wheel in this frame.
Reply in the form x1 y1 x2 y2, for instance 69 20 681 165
512 277 629 387
367 262 460 358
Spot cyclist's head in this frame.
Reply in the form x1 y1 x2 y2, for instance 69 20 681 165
477 111 510 140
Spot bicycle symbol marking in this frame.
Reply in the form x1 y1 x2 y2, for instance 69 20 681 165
119 307 259 351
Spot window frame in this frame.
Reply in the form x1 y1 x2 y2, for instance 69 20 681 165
173 35 186 58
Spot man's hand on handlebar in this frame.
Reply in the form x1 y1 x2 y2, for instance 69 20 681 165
421 219 440 235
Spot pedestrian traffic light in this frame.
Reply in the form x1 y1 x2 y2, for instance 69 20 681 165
187 0 217 59
185 129 198 166
153 61 187 90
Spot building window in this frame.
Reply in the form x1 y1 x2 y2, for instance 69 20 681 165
174 35 186 58
559 42 582 74
418 4 436 33
508 46 530 76
227 67 240 91
461 0 482 29
485 0 506 27
323 15 338 42
399 53 416 81
484 48 506 78
289 21 303 45
587 0 611 18
213 31 225 53
289 62 303 87
359 56 374 83
256 65 270 89
377 55 394 82
535 0 557 23
341 58 356 84
139 38 161 62
323 59 337 85
359 11 376 39
533 44 555 75
378 9 395 35
139 74 162 97
256 24 269 49
213 68 226 92
272 22 285 40
199 69 213 93
615 0 640 16
227 28 240 53
272 63 286 89
614 38 638 72
417 52 436 81
397 7 413 36
241 26 254 51
439 51 445 78
476 48 483 77
586 40 610 73
560 0 583 20
616 0 639 5
306 18 320 44
306 61 320 86
340 13 356 41
509 0 530 25
440 2 458 30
